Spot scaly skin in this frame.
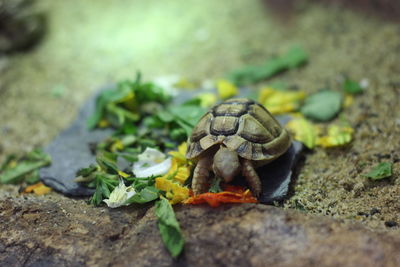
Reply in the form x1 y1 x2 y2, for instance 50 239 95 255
192 157 212 195
242 159 262 197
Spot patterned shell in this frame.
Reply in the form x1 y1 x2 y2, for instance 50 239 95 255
186 98 291 161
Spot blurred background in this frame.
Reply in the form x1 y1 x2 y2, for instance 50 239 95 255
0 0 399 160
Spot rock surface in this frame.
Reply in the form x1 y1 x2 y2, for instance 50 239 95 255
1 195 399 266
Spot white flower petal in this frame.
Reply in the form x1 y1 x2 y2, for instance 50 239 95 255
152 75 179 96
133 157 172 178
138 147 166 163
103 180 136 208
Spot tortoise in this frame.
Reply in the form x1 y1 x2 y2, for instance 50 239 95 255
186 98 291 197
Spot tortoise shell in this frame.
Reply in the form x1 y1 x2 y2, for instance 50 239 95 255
186 98 291 161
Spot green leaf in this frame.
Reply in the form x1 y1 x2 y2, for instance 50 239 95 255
156 110 174 123
168 105 205 127
90 178 104 206
228 46 308 85
343 79 363 94
25 170 40 185
87 74 171 130
167 105 206 138
118 123 137 135
105 103 140 127
364 162 393 180
89 174 119 206
87 87 132 129
125 186 159 204
170 128 187 141
0 149 51 184
286 118 318 149
209 177 222 193
155 198 185 258
96 152 119 174
283 45 309 68
76 164 97 177
301 90 342 122
0 155 17 171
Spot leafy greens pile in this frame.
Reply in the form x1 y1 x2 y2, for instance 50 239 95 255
76 73 207 257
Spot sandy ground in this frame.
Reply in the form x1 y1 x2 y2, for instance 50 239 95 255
0 0 399 232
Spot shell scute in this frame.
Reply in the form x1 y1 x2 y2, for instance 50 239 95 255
237 114 274 143
213 103 247 117
210 116 239 135
190 113 212 142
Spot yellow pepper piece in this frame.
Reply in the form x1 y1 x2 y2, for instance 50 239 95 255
155 177 190 204
317 125 354 148
9 160 17 168
168 142 189 166
196 93 217 108
24 182 52 195
98 119 110 128
174 167 191 184
217 79 238 99
118 170 130 178
174 78 197 90
286 118 319 149
258 87 305 114
343 94 354 108
111 139 124 152
114 91 135 104
159 158 178 181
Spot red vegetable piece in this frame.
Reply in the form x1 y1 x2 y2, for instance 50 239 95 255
185 186 258 207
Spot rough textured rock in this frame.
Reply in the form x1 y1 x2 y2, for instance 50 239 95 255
1 195 399 266
0 0 46 53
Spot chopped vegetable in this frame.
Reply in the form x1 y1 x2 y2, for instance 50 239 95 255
103 179 136 208
155 177 190 204
185 185 258 207
155 158 191 204
301 90 342 122
89 174 120 206
343 79 363 94
258 87 305 114
87 72 171 129
168 142 190 166
217 79 238 99
124 186 159 205
174 77 197 90
208 177 222 193
343 94 354 108
96 152 119 174
152 103 206 142
23 182 52 195
286 117 319 149
228 46 308 85
0 149 51 184
167 105 206 137
132 148 172 178
196 93 217 107
173 167 191 185
155 198 185 258
317 125 354 148
364 162 393 180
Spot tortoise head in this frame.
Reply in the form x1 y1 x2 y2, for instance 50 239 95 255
212 146 241 183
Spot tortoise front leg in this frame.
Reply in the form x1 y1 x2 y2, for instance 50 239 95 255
242 159 262 197
192 157 212 195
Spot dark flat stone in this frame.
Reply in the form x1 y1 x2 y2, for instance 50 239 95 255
258 140 303 203
40 91 113 196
